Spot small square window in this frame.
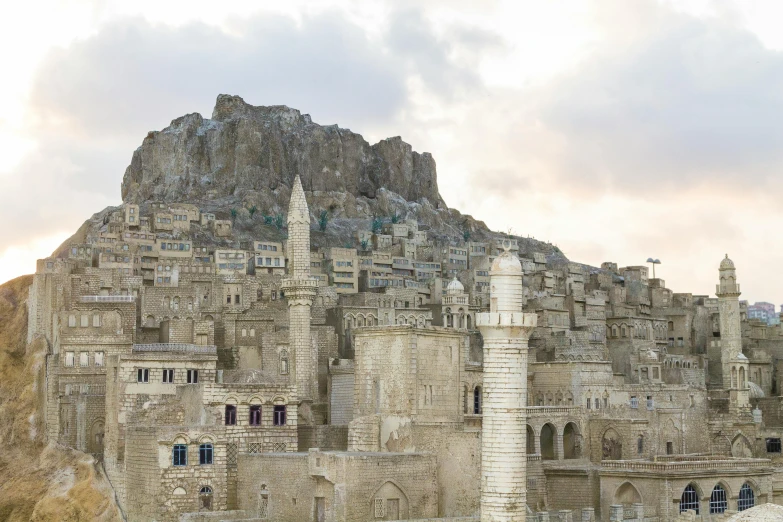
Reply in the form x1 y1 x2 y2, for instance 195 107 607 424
94 352 104 366
767 438 782 453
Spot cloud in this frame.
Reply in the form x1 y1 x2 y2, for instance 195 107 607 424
1 7 487 281
530 4 783 194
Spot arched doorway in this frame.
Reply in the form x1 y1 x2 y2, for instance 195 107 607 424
738 483 755 511
199 486 213 511
371 481 409 520
731 434 753 458
614 482 642 507
88 419 105 455
540 423 556 460
526 425 535 454
563 422 580 459
602 428 622 460
680 484 700 514
709 484 728 514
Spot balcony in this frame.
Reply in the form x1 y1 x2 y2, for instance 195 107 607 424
79 295 135 303
132 343 216 354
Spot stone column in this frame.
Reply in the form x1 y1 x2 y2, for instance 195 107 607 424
478 314 536 521
608 505 624 522
580 508 594 522
537 513 550 522
633 503 644 521
558 510 572 522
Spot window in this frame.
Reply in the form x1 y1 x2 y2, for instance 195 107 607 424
680 485 699 514
667 441 674 455
199 486 213 510
273 405 286 426
646 396 654 410
738 483 755 511
473 386 482 414
594 398 600 409
163 369 174 383
637 436 644 454
248 442 262 454
94 352 104 366
68 315 76 327
225 405 236 425
172 444 187 466
65 352 75 367
227 443 238 465
187 370 199 383
709 484 727 514
137 368 149 383
766 438 781 453
374 498 385 518
199 443 213 465
79 352 89 367
80 314 89 327
249 405 261 426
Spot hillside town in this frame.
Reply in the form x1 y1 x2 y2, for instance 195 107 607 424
22 172 783 521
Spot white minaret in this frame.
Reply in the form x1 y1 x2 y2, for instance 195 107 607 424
476 241 537 521
281 176 318 408
716 255 749 403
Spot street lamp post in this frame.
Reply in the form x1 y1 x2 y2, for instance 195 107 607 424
646 258 661 279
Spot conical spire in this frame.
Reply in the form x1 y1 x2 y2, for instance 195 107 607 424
288 176 310 225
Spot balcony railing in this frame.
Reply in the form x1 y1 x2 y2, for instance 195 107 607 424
79 295 136 303
602 457 770 472
132 343 216 354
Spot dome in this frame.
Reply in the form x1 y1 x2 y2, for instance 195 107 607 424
491 241 522 275
720 254 735 270
727 503 783 521
749 381 765 399
446 277 464 294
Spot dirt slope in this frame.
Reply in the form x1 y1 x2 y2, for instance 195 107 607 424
0 275 122 522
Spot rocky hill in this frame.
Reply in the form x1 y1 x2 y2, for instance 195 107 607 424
0 276 121 521
117 94 566 259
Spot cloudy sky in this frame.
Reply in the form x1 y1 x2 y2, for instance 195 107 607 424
2 0 782 304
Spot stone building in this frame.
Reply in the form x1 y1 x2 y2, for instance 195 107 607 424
26 175 783 521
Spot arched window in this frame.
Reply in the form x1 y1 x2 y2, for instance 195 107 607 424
473 386 482 414
225 405 236 426
738 483 755 511
680 484 699 513
199 486 213 510
709 484 727 514
621 326 627 337
199 443 213 465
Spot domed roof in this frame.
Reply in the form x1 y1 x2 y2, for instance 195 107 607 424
749 381 765 399
446 277 464 293
720 254 735 270
491 240 522 275
727 503 783 521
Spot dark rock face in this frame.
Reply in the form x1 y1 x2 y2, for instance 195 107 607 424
121 94 444 207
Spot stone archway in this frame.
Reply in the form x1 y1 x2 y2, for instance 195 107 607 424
88 419 105 455
541 423 557 460
602 428 622 460
614 481 642 506
563 422 580 459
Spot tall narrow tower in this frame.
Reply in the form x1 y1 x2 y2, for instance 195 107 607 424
716 255 750 413
476 241 537 521
281 176 318 407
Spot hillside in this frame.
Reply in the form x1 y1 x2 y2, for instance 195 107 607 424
0 276 122 522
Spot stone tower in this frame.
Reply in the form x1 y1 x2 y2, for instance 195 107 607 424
716 255 748 401
281 176 318 410
476 241 537 521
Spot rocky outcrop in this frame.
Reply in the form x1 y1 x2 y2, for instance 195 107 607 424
121 94 444 207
